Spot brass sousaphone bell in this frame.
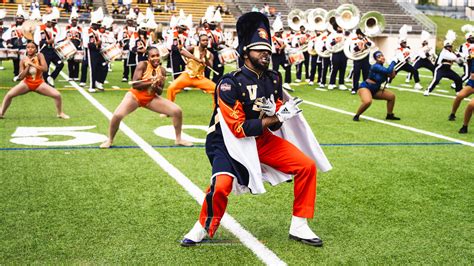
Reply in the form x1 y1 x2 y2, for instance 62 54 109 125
344 11 385 61
287 9 307 31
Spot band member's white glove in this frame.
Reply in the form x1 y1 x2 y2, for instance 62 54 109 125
276 97 303 122
260 94 276 117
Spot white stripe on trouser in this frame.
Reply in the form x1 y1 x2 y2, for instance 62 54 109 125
461 62 469 81
407 58 421 80
427 64 443 91
87 48 93 90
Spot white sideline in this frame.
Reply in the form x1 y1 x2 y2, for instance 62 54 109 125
59 72 286 266
301 99 474 148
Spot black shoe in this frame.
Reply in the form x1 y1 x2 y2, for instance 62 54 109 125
459 126 468 134
386 114 401 120
448 114 456 121
353 115 360 121
180 238 199 247
289 234 323 247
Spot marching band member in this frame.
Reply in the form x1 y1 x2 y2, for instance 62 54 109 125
181 12 331 248
393 25 423 90
0 42 69 119
406 31 435 83
326 22 348 90
98 16 116 85
0 9 6 70
3 5 27 78
424 36 463 97
450 32 474 123
65 7 82 81
458 97 474 134
119 9 137 82
307 31 319 86
206 10 225 83
132 16 150 64
459 29 473 84
166 34 216 102
87 7 104 92
292 25 310 83
167 13 188 79
350 29 373 94
353 51 400 121
271 16 292 91
35 8 64 87
317 30 331 88
79 22 89 87
100 47 192 148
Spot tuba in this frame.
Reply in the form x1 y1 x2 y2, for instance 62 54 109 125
307 8 328 32
314 32 331 58
359 11 385 37
335 4 361 31
325 9 337 33
344 11 385 61
287 9 307 31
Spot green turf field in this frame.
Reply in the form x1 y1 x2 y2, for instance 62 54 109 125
0 54 472 264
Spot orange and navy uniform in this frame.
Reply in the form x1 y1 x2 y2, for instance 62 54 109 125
24 56 44 90
65 25 82 48
130 61 162 107
39 24 58 48
166 47 216 102
199 66 317 237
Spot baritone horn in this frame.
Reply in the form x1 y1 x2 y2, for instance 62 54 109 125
307 8 328 31
359 11 386 37
335 4 361 30
287 9 307 31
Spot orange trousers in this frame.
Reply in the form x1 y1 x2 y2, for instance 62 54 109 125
199 130 317 237
166 72 216 102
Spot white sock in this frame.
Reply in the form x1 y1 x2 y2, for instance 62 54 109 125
184 221 207 242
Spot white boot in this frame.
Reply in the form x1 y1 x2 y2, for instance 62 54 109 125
414 83 423 90
181 221 207 247
338 84 348 91
283 83 294 92
423 89 430 96
328 84 336 90
95 81 104 90
47 76 55 86
289 216 322 246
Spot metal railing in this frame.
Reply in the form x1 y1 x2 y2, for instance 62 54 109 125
396 0 437 35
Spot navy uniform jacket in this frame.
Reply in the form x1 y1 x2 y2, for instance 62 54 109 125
205 65 283 185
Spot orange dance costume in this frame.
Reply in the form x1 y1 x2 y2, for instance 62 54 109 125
130 61 160 107
166 48 216 102
24 56 44 91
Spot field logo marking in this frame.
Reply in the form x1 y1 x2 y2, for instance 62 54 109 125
60 72 286 266
154 125 207 143
10 126 107 146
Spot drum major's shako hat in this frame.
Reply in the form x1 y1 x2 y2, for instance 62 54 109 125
237 12 272 58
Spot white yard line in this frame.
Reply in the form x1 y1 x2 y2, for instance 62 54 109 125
302 99 474 148
387 84 471 102
60 72 286 266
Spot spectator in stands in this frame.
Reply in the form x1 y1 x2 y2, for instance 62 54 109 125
133 6 140 16
269 6 276 17
164 3 170 13
155 4 162 13
216 4 223 13
112 4 119 14
223 6 230 15
123 0 131 10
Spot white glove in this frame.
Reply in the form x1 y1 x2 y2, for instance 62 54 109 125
276 97 303 122
260 94 276 117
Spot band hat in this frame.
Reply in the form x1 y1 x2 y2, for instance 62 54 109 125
69 6 79 21
126 8 137 20
237 12 272 56
0 9 6 20
211 9 222 23
51 6 60 20
90 7 104 25
420 30 430 42
102 16 114 28
169 14 177 28
16 4 26 18
30 8 41 21
272 15 283 32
